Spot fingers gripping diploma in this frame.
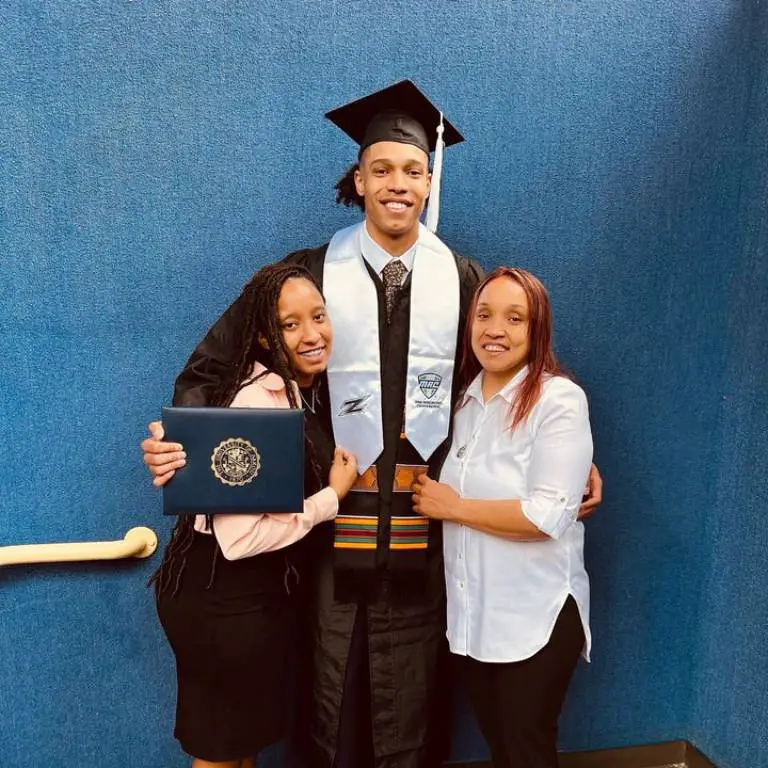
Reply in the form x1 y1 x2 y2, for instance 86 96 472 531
411 473 461 520
140 421 187 487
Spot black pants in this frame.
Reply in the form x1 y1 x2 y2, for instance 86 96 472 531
457 596 584 768
334 604 375 768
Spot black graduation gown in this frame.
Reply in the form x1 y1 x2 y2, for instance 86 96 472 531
172 242 483 768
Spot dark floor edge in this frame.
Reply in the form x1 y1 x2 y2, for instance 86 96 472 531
445 739 716 768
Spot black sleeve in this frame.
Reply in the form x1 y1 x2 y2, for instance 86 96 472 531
171 246 326 406
456 254 485 331
171 292 246 406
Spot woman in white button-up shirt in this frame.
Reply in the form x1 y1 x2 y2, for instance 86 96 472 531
413 267 593 768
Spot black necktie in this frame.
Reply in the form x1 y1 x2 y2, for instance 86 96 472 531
381 259 408 322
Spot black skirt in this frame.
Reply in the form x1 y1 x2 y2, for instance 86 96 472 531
156 530 297 761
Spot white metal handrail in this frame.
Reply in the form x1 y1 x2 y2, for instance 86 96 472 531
0 527 158 567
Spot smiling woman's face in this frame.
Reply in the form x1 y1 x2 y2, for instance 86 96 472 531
470 276 531 388
354 141 431 248
277 278 332 386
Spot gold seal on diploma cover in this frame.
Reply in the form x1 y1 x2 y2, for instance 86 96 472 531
211 438 261 487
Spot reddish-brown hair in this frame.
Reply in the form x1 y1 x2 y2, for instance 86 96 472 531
458 267 564 429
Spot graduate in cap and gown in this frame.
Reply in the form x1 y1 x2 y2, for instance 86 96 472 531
143 81 603 768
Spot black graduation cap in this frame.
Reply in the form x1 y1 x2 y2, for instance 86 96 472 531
325 79 464 157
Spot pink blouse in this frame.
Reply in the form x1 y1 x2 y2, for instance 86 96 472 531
192 364 338 560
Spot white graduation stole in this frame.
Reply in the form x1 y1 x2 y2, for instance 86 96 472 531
323 222 460 472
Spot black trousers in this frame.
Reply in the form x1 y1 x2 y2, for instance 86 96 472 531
334 604 375 768
457 596 584 768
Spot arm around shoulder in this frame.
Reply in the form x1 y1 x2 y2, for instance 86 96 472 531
172 292 247 406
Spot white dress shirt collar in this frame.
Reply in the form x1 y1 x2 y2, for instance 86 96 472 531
361 221 417 277
464 365 530 407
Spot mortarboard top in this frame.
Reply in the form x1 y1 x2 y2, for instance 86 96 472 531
325 80 463 157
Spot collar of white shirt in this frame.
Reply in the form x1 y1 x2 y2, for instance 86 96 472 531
464 365 530 406
361 222 417 280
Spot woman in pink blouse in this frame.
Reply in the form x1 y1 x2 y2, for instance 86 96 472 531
144 263 358 768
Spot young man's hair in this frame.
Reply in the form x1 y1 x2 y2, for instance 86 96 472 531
335 163 365 210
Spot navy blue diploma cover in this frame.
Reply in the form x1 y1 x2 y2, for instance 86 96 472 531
161 407 305 515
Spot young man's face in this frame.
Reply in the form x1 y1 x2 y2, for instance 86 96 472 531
354 141 431 246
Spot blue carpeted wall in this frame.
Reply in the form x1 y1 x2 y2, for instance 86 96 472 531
688 5 768 766
1 2 765 767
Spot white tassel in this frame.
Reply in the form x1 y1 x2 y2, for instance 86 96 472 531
425 112 445 233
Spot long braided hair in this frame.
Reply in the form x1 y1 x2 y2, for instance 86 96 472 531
150 263 326 597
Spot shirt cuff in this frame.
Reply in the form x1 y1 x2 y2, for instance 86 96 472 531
520 494 578 539
309 486 339 523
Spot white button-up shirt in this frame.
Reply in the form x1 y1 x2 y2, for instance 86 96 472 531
440 367 594 663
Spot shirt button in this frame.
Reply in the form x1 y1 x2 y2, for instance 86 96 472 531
458 552 463 560
560 497 566 503
458 581 465 590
